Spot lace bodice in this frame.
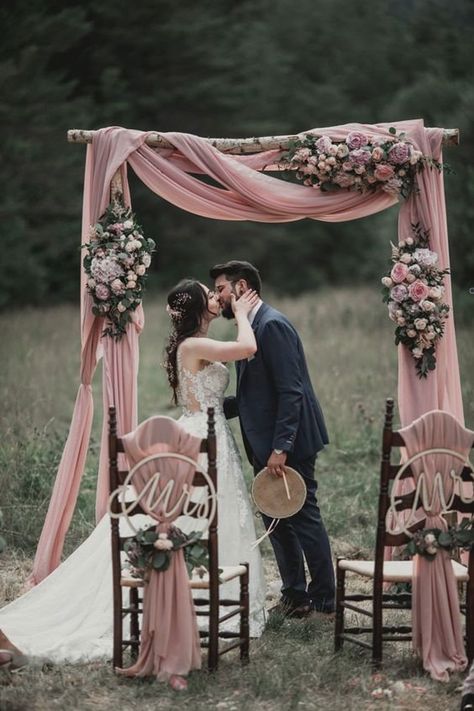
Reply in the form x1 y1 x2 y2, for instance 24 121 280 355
177 354 229 416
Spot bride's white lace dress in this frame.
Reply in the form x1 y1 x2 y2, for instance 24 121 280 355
0 359 265 661
175 355 266 637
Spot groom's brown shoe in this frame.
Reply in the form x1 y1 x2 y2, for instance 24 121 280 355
269 601 313 619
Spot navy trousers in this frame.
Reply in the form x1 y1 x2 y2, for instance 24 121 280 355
254 454 335 612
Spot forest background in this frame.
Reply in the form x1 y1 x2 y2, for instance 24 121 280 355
2 0 474 309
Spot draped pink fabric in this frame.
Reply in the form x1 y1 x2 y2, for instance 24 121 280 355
399 411 474 681
118 416 202 679
29 128 147 585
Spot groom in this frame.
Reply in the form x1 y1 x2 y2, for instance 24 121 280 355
210 260 335 617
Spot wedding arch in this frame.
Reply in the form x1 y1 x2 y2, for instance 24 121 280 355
29 120 462 587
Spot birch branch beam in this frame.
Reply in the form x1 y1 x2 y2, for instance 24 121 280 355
67 128 459 153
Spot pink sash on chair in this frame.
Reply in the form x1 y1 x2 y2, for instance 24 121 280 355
117 416 202 680
400 411 474 681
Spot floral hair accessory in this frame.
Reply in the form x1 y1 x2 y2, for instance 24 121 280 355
82 201 156 339
381 222 450 378
166 292 192 321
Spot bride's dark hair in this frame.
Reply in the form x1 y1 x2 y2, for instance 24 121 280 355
164 279 210 404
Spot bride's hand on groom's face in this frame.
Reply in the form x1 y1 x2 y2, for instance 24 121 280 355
231 289 259 317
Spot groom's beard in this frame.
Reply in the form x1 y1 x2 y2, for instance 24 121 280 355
221 303 234 320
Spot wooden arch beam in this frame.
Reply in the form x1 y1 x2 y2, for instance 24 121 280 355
68 128 460 154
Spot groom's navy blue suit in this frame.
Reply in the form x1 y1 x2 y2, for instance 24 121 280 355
225 302 335 612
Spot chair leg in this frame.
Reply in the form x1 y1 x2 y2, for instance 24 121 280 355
130 587 140 661
335 560 345 651
372 579 383 668
467 580 474 663
208 584 219 672
113 584 123 670
240 563 250 664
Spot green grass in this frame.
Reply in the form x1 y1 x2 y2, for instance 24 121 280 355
0 287 473 709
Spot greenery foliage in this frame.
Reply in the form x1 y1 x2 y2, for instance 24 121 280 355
1 0 474 306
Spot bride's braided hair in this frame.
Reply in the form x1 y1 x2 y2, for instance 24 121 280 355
164 279 210 405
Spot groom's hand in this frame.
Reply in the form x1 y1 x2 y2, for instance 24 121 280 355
267 451 287 477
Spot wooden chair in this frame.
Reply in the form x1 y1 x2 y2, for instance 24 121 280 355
335 397 474 666
108 406 250 672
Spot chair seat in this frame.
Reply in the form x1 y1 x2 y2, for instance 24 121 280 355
338 558 469 582
190 564 248 589
120 564 248 590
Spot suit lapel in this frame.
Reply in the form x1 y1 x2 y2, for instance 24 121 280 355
237 302 268 390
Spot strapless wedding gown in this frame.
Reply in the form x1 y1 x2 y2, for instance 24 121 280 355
0 362 265 662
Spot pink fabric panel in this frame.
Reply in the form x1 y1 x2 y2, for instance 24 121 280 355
399 411 474 680
398 126 464 426
117 417 202 679
30 128 148 584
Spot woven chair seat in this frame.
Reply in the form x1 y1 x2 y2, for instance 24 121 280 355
338 558 469 582
120 563 248 590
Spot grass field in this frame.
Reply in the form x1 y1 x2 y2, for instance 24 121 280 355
0 287 473 710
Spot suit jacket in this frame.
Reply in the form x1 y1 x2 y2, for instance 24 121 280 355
225 302 329 467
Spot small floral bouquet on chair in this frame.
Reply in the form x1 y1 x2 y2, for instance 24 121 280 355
82 202 156 339
381 223 450 378
124 525 208 580
405 519 474 560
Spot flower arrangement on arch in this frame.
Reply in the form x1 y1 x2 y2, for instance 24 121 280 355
124 524 208 580
381 223 450 378
279 128 439 199
82 202 156 339
404 519 474 561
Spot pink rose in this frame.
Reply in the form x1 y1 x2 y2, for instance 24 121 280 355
334 173 356 188
390 262 409 283
371 146 384 162
346 132 369 150
294 148 311 162
408 279 430 302
342 161 354 172
95 284 110 301
388 142 410 164
374 164 395 181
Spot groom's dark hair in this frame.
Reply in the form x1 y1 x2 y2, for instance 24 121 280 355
209 260 262 294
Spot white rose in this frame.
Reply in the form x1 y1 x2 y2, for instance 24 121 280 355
426 545 437 555
398 240 406 248
414 318 428 330
424 533 436 545
336 143 349 158
327 156 337 166
328 144 338 156
406 273 416 283
125 242 135 253
410 150 423 165
153 539 173 551
142 254 151 268
117 302 127 313
111 278 124 293
126 280 136 289
400 253 412 264
395 309 403 317
135 264 146 276
88 278 96 288
429 286 442 300
127 271 136 280
421 300 435 312
412 347 423 359
123 220 133 229
158 533 168 540
381 277 393 288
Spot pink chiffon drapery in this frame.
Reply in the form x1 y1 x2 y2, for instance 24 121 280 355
30 121 464 678
118 416 202 680
399 411 474 681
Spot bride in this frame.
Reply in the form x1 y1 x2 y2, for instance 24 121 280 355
0 280 266 663
164 279 266 636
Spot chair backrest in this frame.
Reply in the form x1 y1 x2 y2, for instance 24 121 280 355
375 398 474 568
108 405 219 589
